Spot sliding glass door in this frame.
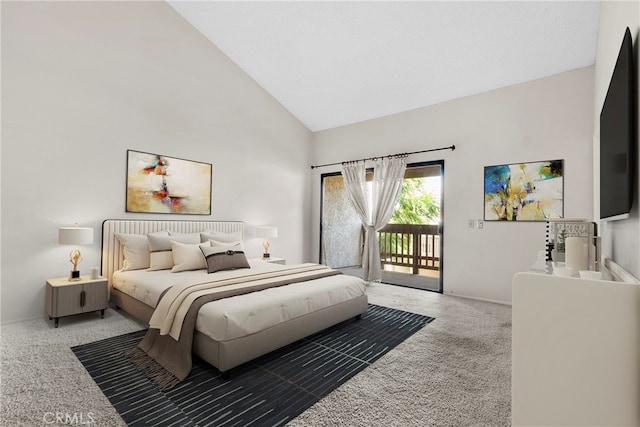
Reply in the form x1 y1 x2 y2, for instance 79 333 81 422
320 161 444 292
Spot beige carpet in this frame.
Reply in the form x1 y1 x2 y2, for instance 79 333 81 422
0 283 511 426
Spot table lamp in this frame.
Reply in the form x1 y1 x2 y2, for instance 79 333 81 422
256 226 278 259
58 224 94 281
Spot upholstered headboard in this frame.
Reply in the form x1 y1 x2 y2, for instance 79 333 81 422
101 219 244 286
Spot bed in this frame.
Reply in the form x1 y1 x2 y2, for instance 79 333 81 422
101 219 368 378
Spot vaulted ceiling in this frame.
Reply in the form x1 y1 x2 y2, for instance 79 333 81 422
167 1 600 132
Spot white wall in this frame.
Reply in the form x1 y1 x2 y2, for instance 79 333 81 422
1 1 313 323
311 68 595 304
593 1 640 280
0 1 608 322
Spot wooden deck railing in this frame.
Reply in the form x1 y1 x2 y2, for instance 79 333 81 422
378 224 440 274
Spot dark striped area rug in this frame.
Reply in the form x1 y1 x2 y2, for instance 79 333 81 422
72 304 434 427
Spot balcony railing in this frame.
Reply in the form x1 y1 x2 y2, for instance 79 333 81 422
378 224 440 274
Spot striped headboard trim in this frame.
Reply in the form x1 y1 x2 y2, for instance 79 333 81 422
101 219 244 286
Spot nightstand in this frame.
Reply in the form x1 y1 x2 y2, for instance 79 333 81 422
45 276 108 328
250 257 286 265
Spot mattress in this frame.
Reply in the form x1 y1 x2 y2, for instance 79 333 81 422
112 261 366 342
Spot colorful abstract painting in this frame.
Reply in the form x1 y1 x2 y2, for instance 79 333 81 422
126 150 212 215
484 159 563 221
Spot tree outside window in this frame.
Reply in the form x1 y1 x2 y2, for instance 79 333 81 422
389 178 440 225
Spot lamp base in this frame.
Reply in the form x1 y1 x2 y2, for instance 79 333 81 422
262 253 271 259
68 270 81 281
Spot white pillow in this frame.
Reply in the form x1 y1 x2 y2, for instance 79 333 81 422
115 231 169 271
200 230 242 244
148 233 200 270
209 239 242 247
168 231 201 240
171 241 210 272
148 252 175 271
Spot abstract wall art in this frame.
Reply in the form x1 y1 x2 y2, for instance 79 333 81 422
126 150 212 215
484 159 563 221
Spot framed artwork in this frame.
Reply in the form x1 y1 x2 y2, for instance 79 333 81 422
126 150 212 215
484 159 563 221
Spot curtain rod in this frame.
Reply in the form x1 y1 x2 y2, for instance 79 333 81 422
310 144 455 170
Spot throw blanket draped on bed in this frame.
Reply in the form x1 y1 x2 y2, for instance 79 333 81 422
127 264 341 390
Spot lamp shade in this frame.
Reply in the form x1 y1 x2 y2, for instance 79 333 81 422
58 227 94 245
256 227 278 239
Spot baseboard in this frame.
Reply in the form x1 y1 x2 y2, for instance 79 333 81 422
444 291 512 306
0 313 45 326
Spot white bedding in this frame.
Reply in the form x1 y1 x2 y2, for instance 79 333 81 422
112 261 366 342
113 260 279 308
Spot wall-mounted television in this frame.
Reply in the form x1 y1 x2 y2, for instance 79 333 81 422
600 27 635 220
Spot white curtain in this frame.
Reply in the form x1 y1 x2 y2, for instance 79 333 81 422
341 156 407 282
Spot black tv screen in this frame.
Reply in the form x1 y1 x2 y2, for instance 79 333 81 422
600 27 635 220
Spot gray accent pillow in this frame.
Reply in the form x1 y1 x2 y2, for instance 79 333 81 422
200 244 250 273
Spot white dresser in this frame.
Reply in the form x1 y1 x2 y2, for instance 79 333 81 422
512 263 640 426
